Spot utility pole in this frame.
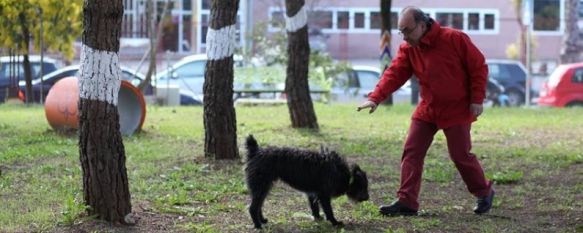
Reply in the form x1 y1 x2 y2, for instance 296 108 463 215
523 0 532 106
38 7 44 104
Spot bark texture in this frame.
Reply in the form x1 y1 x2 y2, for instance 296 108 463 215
561 0 582 63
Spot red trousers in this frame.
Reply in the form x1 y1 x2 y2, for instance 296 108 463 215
397 119 492 210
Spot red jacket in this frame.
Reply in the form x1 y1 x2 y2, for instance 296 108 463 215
368 21 488 129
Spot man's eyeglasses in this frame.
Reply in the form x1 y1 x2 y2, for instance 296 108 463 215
398 23 419 37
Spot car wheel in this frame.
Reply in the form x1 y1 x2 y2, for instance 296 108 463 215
507 90 524 106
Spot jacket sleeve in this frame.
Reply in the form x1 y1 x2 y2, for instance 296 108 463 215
367 44 413 104
455 32 488 104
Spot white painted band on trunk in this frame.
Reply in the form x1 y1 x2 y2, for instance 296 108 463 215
78 44 121 105
206 24 236 60
286 5 307 32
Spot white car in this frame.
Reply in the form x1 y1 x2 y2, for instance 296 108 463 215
329 65 412 104
155 54 244 98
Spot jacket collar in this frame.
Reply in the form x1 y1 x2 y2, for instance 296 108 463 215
419 19 441 48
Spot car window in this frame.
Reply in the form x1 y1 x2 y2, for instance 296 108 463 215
506 64 526 80
0 64 9 80
333 71 358 88
0 62 54 80
356 71 379 90
548 65 567 88
573 68 583 83
487 63 511 80
175 60 206 78
1 63 26 80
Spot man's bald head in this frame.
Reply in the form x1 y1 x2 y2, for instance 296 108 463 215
397 6 431 47
399 6 429 26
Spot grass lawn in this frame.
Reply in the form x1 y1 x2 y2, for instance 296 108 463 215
0 102 582 233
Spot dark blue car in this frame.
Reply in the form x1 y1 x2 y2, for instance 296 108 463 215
486 59 535 106
0 56 59 102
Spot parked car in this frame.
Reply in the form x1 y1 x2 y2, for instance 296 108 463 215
18 65 202 105
537 62 583 107
1 55 59 102
327 65 505 105
155 54 244 100
328 65 412 104
486 59 533 106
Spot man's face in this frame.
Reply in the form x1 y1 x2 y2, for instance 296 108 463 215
398 13 425 47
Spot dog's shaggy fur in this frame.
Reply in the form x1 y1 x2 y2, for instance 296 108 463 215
244 135 369 229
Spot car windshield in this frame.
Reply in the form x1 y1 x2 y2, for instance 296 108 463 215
548 65 568 88
357 71 379 90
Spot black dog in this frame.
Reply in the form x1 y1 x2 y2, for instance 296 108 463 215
244 135 369 229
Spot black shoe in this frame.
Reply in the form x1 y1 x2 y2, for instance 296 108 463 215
379 201 418 216
474 190 495 214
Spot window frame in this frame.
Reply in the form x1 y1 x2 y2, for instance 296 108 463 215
267 7 499 35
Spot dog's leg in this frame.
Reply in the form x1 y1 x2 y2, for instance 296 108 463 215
307 194 322 220
249 184 271 229
318 195 343 227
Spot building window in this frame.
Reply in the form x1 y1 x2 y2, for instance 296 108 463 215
468 13 480 30
265 7 497 34
354 12 365 29
183 0 191 11
484 14 495 30
436 12 463 30
337 11 349 29
201 14 208 44
391 12 398 29
370 11 381 29
202 0 210 10
533 0 560 31
309 10 333 29
183 15 192 51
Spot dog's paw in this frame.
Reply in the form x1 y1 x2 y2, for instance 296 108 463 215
332 221 344 227
260 217 268 224
313 215 323 221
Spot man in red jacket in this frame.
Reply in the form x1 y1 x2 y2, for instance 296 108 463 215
357 6 495 216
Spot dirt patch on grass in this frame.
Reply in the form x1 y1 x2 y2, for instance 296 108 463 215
46 158 582 233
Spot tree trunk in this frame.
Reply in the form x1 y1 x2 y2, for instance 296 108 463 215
561 0 582 63
285 0 319 130
78 0 132 223
203 0 239 160
380 0 393 105
18 13 34 104
138 0 171 91
138 0 156 91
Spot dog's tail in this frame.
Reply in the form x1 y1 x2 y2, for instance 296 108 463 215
245 134 259 161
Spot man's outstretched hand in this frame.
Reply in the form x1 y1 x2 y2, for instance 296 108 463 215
357 100 378 114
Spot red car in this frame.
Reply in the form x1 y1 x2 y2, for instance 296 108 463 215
538 62 583 107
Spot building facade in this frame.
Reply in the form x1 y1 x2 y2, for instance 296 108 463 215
121 0 568 67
